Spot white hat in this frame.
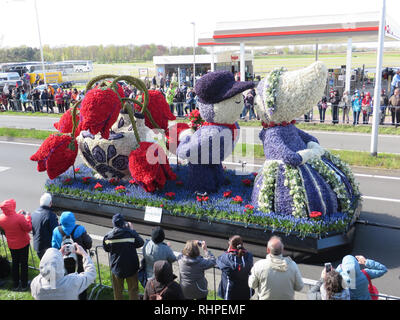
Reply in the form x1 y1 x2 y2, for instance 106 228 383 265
40 193 52 207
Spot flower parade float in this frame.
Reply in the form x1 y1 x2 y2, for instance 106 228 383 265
32 68 361 257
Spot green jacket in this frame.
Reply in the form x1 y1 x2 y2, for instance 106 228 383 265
166 87 177 105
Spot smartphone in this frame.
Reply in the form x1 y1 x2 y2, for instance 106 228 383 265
325 262 332 273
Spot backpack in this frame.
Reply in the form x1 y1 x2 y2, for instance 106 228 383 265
149 280 173 300
361 270 379 300
58 225 92 250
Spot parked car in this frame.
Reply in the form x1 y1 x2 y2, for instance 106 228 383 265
0 72 24 90
35 83 62 92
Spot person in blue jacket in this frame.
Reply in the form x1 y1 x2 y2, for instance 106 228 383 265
51 211 92 300
336 255 387 300
216 235 254 300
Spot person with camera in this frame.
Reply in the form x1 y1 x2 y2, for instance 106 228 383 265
336 255 387 300
216 235 254 300
51 211 92 300
308 263 350 300
0 199 32 291
30 244 96 300
177 240 216 300
248 236 304 300
31 193 59 260
142 226 177 282
102 213 144 300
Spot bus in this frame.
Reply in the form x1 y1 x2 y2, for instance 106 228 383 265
1 60 93 75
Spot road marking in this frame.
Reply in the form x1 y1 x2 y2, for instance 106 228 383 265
1 140 399 181
0 166 10 173
362 196 400 203
0 140 41 147
354 173 400 181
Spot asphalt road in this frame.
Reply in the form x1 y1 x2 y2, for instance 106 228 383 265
0 138 399 298
0 115 400 154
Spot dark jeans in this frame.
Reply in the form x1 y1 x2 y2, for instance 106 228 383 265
391 107 400 125
176 102 183 117
362 112 369 124
331 105 339 124
169 103 175 115
10 244 29 288
33 100 41 112
318 107 326 122
353 110 360 125
184 103 193 115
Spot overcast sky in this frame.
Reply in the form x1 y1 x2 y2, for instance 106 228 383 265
0 0 399 48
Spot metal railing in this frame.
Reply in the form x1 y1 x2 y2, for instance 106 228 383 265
1 232 399 300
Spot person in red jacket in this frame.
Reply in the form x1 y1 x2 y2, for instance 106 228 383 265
55 89 64 113
0 199 32 291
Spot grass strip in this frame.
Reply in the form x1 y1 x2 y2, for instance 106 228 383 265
0 111 62 118
234 143 400 170
0 244 220 300
0 128 53 140
0 128 398 170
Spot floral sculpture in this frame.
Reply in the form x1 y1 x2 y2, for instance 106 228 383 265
251 62 360 218
31 75 177 192
170 71 254 193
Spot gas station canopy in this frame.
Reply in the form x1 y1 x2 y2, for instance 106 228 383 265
198 11 400 47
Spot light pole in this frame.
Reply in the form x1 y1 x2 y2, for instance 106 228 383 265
191 22 196 87
34 0 47 84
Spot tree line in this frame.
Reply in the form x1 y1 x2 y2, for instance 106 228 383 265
0 44 207 63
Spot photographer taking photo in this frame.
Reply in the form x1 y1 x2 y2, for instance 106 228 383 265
0 199 32 291
177 240 216 300
30 244 96 300
51 211 92 300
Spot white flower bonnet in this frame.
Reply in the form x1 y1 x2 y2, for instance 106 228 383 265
255 61 328 124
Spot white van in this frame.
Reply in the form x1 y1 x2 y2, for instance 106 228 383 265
0 72 23 90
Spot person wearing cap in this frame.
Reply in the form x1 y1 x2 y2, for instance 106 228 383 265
142 226 177 281
175 71 254 193
102 213 144 300
0 199 32 291
31 193 59 260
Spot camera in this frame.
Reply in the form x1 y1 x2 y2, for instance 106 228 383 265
324 262 332 273
62 238 77 274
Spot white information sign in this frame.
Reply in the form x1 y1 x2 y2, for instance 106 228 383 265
144 206 163 223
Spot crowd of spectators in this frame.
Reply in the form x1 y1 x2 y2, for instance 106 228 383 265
0 83 84 114
0 194 390 300
317 71 400 127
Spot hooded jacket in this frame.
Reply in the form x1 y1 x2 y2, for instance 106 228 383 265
51 211 91 250
177 250 216 299
143 260 184 300
0 199 32 250
30 248 96 300
102 214 144 278
217 249 254 300
336 255 387 300
142 239 177 280
31 205 59 253
248 254 304 300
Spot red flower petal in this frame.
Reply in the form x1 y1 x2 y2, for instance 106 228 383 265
54 109 81 137
79 88 122 139
135 90 176 130
30 134 78 180
129 142 176 193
